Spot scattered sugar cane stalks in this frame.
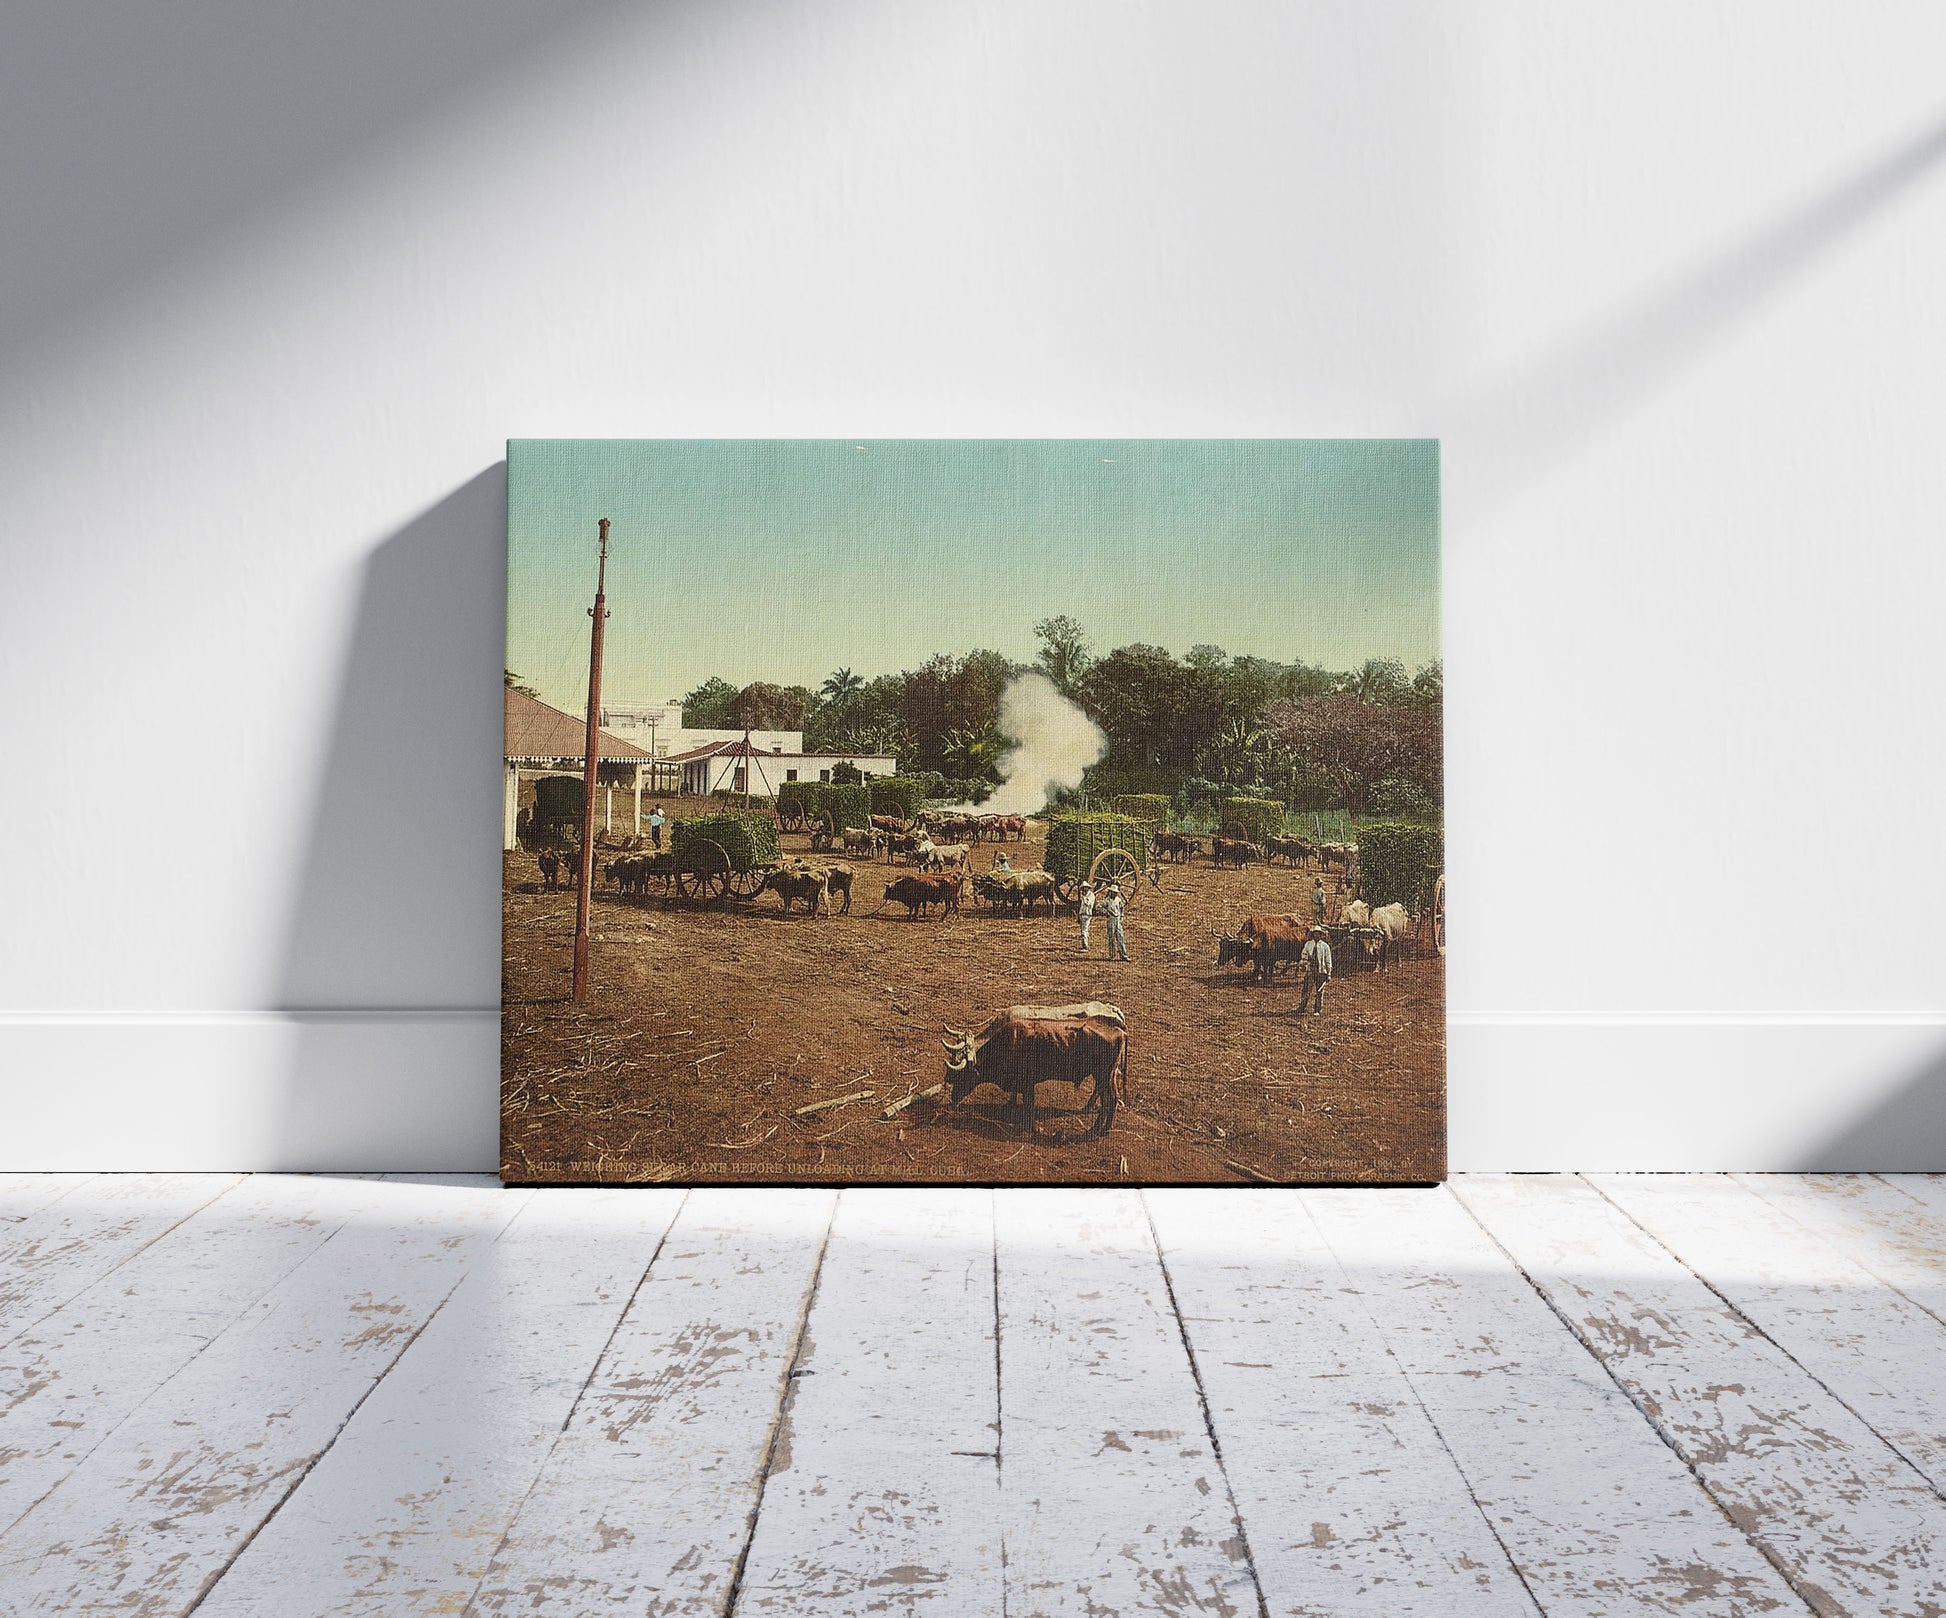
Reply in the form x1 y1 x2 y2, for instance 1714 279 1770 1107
793 1089 875 1118
1226 1159 1292 1186
881 1083 945 1119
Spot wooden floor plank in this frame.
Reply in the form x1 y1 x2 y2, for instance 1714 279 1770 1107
731 1188 1003 1615
1594 1174 1946 1499
0 1174 96 1223
1458 1174 1946 1617
0 1175 411 1536
190 1186 686 1617
1305 1186 1807 1616
0 1175 527 1616
1733 1176 1946 1323
0 1174 245 1347
464 1187 837 1616
994 1188 1262 1618
1147 1188 1539 1616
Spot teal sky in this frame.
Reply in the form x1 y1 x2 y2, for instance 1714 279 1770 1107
506 439 1439 715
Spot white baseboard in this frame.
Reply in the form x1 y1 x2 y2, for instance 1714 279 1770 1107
0 1013 1940 1173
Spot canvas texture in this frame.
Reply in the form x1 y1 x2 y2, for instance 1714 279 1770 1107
503 440 1444 1184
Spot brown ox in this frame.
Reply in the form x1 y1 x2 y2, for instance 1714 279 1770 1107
1266 834 1317 867
941 1002 1127 1136
879 871 963 918
1211 837 1263 869
1241 918 1308 983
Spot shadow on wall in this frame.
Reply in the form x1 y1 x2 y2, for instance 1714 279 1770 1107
1450 109 1946 513
0 0 646 378
1796 1049 1946 1173
272 466 507 1171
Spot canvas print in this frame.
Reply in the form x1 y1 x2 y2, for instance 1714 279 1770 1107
503 440 1443 1184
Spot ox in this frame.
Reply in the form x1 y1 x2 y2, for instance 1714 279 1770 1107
1266 835 1317 867
942 1002 1127 1137
781 858 855 915
762 866 828 916
1211 837 1263 869
879 871 963 919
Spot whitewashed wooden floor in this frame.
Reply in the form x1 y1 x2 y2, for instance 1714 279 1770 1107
2 1177 1944 1616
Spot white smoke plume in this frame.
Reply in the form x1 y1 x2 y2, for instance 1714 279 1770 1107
963 673 1107 815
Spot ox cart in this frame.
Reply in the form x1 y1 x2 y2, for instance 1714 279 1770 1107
666 811 782 906
1044 813 1151 908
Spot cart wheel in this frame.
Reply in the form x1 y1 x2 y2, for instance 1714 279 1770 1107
1431 874 1447 957
728 861 770 900
675 840 732 904
1053 876 1078 905
778 802 805 832
1089 848 1140 906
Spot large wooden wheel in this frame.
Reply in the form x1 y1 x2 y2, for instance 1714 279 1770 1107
777 800 807 832
1431 873 1447 957
675 839 731 904
1089 848 1140 907
728 860 771 900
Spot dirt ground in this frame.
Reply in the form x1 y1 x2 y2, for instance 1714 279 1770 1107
501 802 1445 1185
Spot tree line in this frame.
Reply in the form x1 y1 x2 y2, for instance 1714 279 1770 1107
673 616 1442 825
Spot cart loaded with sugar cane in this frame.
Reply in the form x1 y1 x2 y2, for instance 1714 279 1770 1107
666 810 783 905
1044 812 1151 907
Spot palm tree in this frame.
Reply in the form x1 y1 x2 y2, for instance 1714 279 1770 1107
821 667 864 707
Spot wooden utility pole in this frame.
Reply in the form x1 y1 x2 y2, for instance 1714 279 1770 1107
572 518 611 1004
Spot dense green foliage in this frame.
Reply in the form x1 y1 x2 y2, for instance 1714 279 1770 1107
830 760 863 785
709 787 774 808
1357 821 1443 910
684 623 1440 819
868 777 928 821
1110 793 1171 827
671 810 779 871
1045 813 1150 880
1369 776 1439 821
779 780 873 831
1218 796 1284 846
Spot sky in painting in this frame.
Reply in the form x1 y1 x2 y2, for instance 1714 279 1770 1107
506 439 1439 715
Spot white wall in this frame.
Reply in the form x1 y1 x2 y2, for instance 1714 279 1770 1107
4 1 1943 1170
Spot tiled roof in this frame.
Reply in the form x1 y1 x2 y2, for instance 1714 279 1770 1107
505 687 652 763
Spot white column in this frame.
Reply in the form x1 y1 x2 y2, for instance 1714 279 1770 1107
633 764 644 835
503 763 519 851
604 784 613 833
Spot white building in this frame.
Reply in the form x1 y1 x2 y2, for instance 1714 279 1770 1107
668 738 899 798
598 699 803 760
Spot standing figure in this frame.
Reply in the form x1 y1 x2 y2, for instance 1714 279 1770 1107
1101 884 1130 962
648 804 666 850
1311 876 1328 927
1077 880 1096 953
1296 926 1333 1014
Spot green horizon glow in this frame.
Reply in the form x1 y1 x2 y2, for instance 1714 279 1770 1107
507 439 1439 715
